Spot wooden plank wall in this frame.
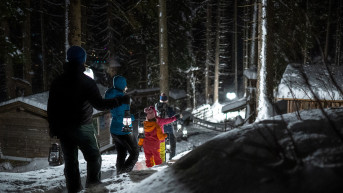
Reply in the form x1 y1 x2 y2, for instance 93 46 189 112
94 112 111 148
287 100 343 113
0 107 52 158
0 104 112 159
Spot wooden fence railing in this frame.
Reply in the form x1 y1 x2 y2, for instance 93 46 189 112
192 117 234 132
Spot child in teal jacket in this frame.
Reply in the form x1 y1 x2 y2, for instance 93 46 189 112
105 75 139 174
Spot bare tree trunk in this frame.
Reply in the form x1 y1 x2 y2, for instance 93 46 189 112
106 1 116 81
243 0 250 95
1 20 14 99
303 0 309 65
41 0 47 91
335 0 342 66
65 0 69 56
324 0 332 62
187 74 192 108
205 1 212 104
69 0 82 46
256 0 273 120
158 0 169 96
23 0 32 95
213 0 220 103
256 0 262 115
191 70 196 109
234 0 238 95
250 0 258 68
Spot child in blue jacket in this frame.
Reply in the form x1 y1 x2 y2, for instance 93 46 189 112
105 75 139 174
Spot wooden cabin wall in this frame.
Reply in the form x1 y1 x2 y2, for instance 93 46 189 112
94 112 111 148
287 100 343 113
0 103 113 159
0 107 51 158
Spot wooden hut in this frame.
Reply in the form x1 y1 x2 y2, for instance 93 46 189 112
276 63 343 113
221 65 257 124
0 92 112 160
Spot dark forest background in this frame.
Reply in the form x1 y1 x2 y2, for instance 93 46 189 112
0 0 342 109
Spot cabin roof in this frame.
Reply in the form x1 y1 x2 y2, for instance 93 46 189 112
0 92 49 110
276 63 343 101
222 97 247 113
0 91 107 116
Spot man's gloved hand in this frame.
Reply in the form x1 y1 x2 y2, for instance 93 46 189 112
119 95 130 105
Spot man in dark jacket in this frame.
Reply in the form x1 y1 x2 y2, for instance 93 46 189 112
47 46 129 193
155 93 177 160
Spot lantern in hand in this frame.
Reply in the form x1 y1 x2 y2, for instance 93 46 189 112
138 121 145 139
182 127 188 139
166 138 171 153
122 110 133 132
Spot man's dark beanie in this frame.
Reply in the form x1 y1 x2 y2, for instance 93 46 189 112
67 46 87 65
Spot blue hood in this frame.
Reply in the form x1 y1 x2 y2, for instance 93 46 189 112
113 76 127 91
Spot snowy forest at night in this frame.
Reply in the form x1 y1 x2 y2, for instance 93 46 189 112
1 0 343 192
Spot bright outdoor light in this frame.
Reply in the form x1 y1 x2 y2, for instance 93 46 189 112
84 67 94 79
177 123 182 130
226 92 237 100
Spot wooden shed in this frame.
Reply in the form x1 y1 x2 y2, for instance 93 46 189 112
0 92 112 160
276 63 343 113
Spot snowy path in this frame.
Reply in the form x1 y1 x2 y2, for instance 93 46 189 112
0 123 221 193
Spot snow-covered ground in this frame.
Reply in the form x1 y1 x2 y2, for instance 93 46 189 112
124 107 343 193
0 123 221 193
1 107 343 193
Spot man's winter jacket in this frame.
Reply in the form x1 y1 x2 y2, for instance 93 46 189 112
155 102 176 133
47 62 126 138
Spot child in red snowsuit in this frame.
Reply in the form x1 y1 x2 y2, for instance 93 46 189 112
138 106 167 167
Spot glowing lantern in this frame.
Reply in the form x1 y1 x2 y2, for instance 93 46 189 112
122 110 133 132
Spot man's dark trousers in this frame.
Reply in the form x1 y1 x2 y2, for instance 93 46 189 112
60 124 102 192
164 124 176 159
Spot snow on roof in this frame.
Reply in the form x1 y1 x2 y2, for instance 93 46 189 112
0 92 49 111
222 97 247 113
0 85 108 115
277 63 343 101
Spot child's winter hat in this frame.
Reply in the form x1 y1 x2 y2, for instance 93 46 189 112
67 46 87 65
113 75 127 91
160 93 168 103
144 106 157 120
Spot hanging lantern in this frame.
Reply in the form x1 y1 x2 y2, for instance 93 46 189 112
48 143 63 166
177 122 182 132
166 138 171 153
138 121 145 139
182 127 188 140
122 110 133 132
